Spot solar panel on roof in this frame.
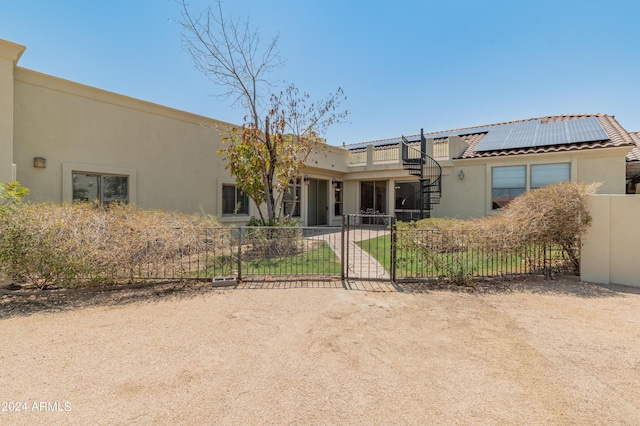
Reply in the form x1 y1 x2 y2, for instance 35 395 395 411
347 116 609 152
474 117 608 152
566 117 609 143
536 121 565 146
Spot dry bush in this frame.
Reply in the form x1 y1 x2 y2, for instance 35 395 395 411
243 216 302 259
500 181 600 270
0 202 227 288
399 218 472 253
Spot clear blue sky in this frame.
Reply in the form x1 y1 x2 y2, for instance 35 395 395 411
2 0 639 145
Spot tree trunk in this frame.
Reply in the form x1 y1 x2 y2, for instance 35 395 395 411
264 116 276 223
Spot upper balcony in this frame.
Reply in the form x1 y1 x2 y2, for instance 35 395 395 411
347 136 469 168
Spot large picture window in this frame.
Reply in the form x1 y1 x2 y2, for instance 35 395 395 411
222 184 249 215
492 166 525 209
72 173 128 204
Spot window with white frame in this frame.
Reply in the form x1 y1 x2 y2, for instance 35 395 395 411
222 184 249 215
72 172 129 204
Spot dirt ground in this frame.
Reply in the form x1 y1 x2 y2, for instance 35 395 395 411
1 277 639 425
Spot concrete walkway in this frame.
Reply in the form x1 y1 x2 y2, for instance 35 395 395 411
312 229 390 280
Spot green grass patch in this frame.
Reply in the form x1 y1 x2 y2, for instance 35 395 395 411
243 241 340 275
357 234 551 279
356 235 394 271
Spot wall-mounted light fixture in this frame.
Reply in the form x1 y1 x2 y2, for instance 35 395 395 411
303 176 310 185
331 179 338 188
458 169 464 180
33 156 46 168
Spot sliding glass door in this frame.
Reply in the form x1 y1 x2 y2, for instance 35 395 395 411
360 181 387 214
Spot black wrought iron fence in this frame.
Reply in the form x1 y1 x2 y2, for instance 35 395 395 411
393 227 576 282
1 218 578 287
95 226 344 283
94 226 236 283
236 226 342 280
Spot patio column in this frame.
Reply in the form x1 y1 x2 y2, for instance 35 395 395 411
0 39 26 183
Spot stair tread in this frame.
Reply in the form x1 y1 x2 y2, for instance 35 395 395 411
401 142 442 209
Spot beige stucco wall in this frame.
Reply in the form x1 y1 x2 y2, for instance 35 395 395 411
440 148 630 219
0 40 25 183
432 163 486 219
13 68 243 218
577 154 627 194
11 65 353 225
581 195 640 287
305 144 350 174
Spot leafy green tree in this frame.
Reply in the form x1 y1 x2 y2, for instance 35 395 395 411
0 181 29 216
179 0 348 223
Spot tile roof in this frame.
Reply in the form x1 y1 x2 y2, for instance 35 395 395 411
347 113 636 159
461 114 634 158
628 131 640 162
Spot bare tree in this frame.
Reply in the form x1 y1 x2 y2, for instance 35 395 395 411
179 0 348 223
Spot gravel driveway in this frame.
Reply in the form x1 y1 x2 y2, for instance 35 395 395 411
1 277 639 425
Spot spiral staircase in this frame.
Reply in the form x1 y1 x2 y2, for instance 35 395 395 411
400 129 442 219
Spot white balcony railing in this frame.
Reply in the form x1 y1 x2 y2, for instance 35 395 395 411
372 145 399 164
348 149 367 166
348 141 449 167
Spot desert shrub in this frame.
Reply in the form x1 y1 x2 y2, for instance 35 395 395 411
246 216 299 227
242 216 302 259
0 202 227 288
402 218 475 253
500 181 599 271
396 219 476 283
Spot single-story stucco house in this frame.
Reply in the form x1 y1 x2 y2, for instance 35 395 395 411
1 38 638 226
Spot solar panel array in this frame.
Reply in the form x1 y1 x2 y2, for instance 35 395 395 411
346 117 609 152
474 117 609 152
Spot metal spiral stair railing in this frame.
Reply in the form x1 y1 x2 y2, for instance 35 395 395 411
400 131 442 218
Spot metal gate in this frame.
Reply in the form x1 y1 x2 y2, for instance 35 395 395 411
341 214 395 281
